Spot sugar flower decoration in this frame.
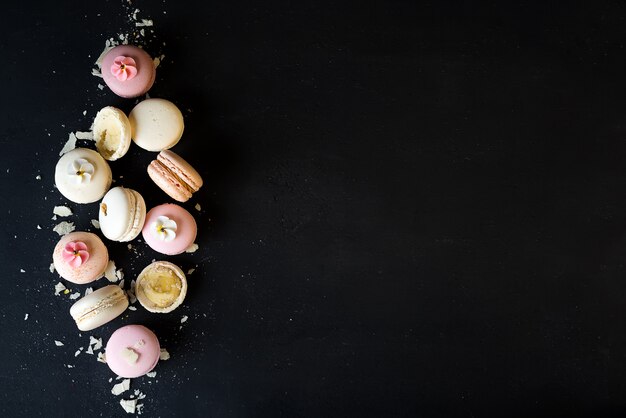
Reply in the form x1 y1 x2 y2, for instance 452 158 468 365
110 56 138 81
151 215 177 242
63 241 90 268
67 158 94 184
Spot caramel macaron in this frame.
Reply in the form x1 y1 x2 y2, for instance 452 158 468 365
147 150 203 202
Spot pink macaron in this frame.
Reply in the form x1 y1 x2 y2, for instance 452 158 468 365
147 150 203 202
105 324 160 378
52 231 109 284
101 45 156 98
142 203 197 255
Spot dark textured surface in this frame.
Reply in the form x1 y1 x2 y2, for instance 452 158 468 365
2 1 626 417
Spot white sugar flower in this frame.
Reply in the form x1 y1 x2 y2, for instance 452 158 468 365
67 158 95 184
151 215 177 242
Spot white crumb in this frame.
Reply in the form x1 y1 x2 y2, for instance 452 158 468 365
112 379 131 396
105 260 117 282
89 336 103 351
128 306 137 311
66 365 74 368
181 315 188 324
24 314 29 320
84 287 93 297
35 175 41 180
50 263 56 273
54 282 66 295
121 347 139 365
75 131 93 140
20 269 25 273
187 268 195 275
116 268 124 281
195 203 201 211
82 110 87 116
185 243 199 253
97 83 104 90
159 348 170 361
59 133 77 156
86 345 94 355
54 340 64 346
53 206 73 217
135 19 153 27
69 292 81 300
120 399 137 414
91 219 100 229
36 225 42 229
97 352 107 363
53 221 75 236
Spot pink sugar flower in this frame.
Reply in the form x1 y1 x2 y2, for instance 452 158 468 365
62 241 90 268
110 56 138 81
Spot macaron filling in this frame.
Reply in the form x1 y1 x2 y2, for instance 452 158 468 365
93 106 131 161
136 262 186 312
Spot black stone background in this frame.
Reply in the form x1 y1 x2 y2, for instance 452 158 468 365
2 1 626 417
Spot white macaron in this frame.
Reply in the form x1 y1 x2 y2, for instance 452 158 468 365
99 186 146 242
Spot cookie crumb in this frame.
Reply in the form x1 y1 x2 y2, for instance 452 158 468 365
53 221 75 236
185 243 199 253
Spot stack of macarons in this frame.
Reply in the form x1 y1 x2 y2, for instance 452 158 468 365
51 44 205 379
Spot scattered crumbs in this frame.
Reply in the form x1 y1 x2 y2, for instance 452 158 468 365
74 349 82 357
116 268 124 281
137 404 144 415
83 110 87 116
24 314 29 320
20 269 25 273
128 306 137 311
52 214 57 221
90 336 103 351
97 352 107 363
153 54 165 69
59 133 77 156
54 282 66 295
146 371 156 378
54 340 64 346
112 379 131 396
53 221 75 236
53 206 73 217
35 175 42 180
50 263 56 273
187 268 195 275
91 219 100 229
69 292 81 300
108 377 113 383
159 348 170 361
194 203 201 211
128 280 137 304
185 243 199 253
84 287 93 297
119 399 137 414
181 316 188 324
127 244 132 251
86 345 94 355
135 19 153 27
36 225 42 230
134 390 146 400
66 365 74 369
118 279 125 289
105 260 117 282
97 83 105 90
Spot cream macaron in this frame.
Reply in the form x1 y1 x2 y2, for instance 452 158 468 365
99 186 146 242
135 261 187 313
147 150 203 202
69 285 129 331
92 106 132 161
52 231 109 284
55 148 112 204
129 98 184 152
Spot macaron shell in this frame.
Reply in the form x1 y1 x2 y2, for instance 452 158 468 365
105 325 160 378
54 148 112 204
92 106 132 161
129 98 184 152
69 285 129 331
142 204 197 255
52 231 109 284
101 45 156 98
135 261 188 313
99 187 146 242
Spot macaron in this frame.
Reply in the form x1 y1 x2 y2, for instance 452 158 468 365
55 147 112 204
99 186 146 242
52 231 109 284
69 285 129 331
135 261 187 313
147 150 203 202
129 98 184 152
101 45 156 99
105 324 160 378
142 203 197 255
92 106 132 161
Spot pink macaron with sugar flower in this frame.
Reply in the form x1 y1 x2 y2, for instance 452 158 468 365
52 231 109 284
101 45 156 98
105 324 160 378
142 203 197 255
